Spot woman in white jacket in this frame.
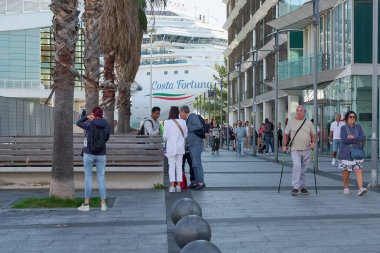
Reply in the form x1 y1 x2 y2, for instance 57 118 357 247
163 106 188 192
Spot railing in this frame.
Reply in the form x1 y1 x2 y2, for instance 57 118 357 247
0 0 50 15
141 49 169 55
279 0 309 17
140 59 187 65
0 79 43 89
278 53 330 81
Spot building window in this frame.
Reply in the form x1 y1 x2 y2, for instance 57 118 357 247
147 72 150 75
185 70 189 74
164 71 168 75
174 70 178 74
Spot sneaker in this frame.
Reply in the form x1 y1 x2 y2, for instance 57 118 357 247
193 183 206 190
101 203 107 211
169 186 176 193
176 185 181 192
358 188 368 196
78 203 90 212
331 158 336 165
300 188 309 195
291 188 299 196
343 188 350 195
188 182 197 189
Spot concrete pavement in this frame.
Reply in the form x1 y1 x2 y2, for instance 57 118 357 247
1 149 380 252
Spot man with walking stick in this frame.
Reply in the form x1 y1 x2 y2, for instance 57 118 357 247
282 105 316 196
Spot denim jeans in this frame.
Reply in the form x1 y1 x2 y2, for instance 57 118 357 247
236 138 245 156
83 153 106 200
265 136 274 153
290 150 311 189
188 141 204 183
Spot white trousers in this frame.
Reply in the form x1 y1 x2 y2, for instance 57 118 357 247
168 154 183 182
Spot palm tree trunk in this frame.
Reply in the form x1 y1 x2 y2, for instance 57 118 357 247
83 0 101 111
49 0 79 198
101 52 116 133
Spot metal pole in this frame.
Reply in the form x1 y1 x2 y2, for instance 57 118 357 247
252 53 257 156
203 93 206 118
220 78 223 127
214 82 217 122
208 90 211 120
199 95 202 116
274 31 279 162
370 0 379 187
227 72 231 149
149 31 153 109
238 63 241 122
312 0 319 171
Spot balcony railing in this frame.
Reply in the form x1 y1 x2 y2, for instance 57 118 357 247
278 53 330 81
0 79 43 89
140 59 187 65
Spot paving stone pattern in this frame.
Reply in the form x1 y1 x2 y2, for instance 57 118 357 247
1 150 380 252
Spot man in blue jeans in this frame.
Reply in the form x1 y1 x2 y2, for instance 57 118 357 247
179 105 206 190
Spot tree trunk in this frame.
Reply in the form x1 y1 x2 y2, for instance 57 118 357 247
49 0 79 199
83 0 101 112
101 52 116 133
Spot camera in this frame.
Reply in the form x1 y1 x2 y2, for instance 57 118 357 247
80 108 86 117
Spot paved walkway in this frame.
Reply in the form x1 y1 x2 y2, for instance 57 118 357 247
1 149 380 252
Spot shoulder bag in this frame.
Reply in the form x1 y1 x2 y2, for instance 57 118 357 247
346 125 365 160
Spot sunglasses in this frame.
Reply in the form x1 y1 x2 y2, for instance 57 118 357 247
348 115 356 119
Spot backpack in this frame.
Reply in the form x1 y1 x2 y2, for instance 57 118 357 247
264 122 273 133
89 125 106 154
137 120 154 135
194 114 206 139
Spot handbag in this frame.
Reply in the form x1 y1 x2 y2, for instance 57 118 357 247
347 125 365 160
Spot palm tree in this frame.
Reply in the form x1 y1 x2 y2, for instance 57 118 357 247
49 0 80 198
83 0 102 112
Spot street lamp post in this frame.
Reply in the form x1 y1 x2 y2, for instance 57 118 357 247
312 0 319 171
214 82 217 121
149 29 154 109
208 89 211 120
237 62 242 122
203 92 206 118
220 78 223 127
227 72 231 149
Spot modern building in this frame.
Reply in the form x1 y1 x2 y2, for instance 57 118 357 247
224 0 379 155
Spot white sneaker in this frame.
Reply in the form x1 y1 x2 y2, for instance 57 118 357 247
169 186 176 193
78 203 90 211
343 188 350 195
358 188 368 196
176 186 181 192
101 203 107 211
331 158 336 165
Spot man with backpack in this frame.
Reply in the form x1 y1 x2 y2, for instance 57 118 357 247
140 106 161 136
179 105 206 190
264 118 274 155
76 106 110 211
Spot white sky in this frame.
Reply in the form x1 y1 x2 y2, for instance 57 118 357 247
167 0 227 28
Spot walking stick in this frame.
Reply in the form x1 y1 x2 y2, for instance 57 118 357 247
311 148 318 195
277 150 286 194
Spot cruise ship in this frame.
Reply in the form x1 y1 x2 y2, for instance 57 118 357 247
0 1 227 130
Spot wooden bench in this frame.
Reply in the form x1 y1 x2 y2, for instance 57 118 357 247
0 135 164 189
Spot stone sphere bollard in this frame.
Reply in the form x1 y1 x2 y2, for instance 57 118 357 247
170 198 202 225
174 215 211 248
180 240 221 253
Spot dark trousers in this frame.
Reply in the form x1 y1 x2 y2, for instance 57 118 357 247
212 137 220 152
182 152 194 182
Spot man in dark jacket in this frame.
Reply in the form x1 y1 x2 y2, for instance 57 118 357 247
76 106 110 211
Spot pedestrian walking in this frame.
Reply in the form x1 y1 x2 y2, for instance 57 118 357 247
163 106 188 193
235 120 247 157
211 121 220 155
76 106 111 211
179 105 206 190
329 113 345 165
264 118 274 155
338 111 367 196
277 122 283 148
203 119 211 151
282 105 316 196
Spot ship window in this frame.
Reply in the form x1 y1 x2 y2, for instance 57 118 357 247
147 72 150 75
174 70 178 74
185 70 189 74
164 71 168 75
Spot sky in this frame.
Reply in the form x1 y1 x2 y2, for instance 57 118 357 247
166 0 227 28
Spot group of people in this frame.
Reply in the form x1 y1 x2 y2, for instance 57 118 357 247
75 104 368 211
